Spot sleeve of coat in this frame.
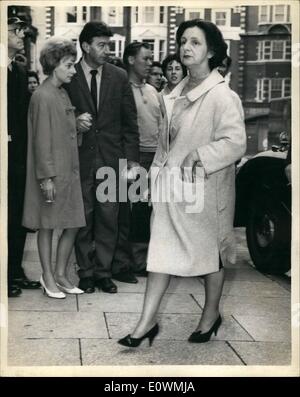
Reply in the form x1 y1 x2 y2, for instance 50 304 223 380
120 75 140 163
197 91 247 175
29 93 56 180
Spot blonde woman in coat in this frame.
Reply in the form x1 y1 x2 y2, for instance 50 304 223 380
118 19 246 347
23 38 86 298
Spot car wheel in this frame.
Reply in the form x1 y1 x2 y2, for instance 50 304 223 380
246 194 291 274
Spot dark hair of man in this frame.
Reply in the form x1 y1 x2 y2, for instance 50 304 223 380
176 19 229 70
79 21 113 53
150 61 162 69
161 53 187 77
27 70 40 84
123 42 150 67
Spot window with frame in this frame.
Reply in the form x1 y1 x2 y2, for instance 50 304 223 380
159 40 165 62
66 6 77 23
257 40 290 60
134 7 139 23
274 5 285 22
256 78 291 101
215 11 227 26
270 78 283 99
109 39 124 58
189 11 201 19
159 6 165 24
284 78 291 97
256 79 263 102
82 6 87 22
259 5 269 23
272 41 284 59
144 7 155 23
185 8 204 20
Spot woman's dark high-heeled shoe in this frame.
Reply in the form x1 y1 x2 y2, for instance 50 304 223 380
118 324 159 347
188 315 222 343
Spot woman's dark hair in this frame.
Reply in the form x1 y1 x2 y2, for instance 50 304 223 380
27 70 40 84
161 53 187 77
40 37 77 75
79 21 113 53
176 19 229 70
123 42 150 67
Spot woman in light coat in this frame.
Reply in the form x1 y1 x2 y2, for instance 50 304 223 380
118 19 246 347
23 38 86 298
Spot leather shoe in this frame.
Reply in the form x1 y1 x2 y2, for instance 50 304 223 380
96 278 117 293
13 276 40 289
134 269 148 277
78 277 95 293
113 271 138 284
8 284 22 297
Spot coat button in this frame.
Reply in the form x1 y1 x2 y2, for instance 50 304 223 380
90 146 94 150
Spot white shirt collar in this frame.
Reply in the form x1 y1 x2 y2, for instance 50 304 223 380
81 57 103 75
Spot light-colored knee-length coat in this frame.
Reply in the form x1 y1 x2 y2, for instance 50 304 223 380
147 69 247 277
22 78 86 230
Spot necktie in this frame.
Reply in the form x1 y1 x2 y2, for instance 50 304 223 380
90 69 98 113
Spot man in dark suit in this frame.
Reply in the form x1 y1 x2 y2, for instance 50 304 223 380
65 22 140 293
7 17 40 297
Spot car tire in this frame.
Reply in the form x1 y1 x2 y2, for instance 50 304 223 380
246 193 291 274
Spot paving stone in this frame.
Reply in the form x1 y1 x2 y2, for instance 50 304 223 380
9 311 107 339
232 315 291 342
221 281 289 297
78 292 201 314
193 294 291 318
8 290 77 312
22 260 78 285
106 313 252 342
7 338 80 366
229 341 291 365
224 268 271 282
113 276 205 294
80 339 243 365
112 277 147 293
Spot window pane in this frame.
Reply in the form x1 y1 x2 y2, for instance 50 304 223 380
145 6 154 23
82 6 87 22
271 78 283 99
272 41 284 59
260 5 268 22
274 5 285 21
160 6 164 23
284 79 291 97
285 41 291 59
215 12 226 26
189 12 201 19
67 6 77 23
159 40 165 62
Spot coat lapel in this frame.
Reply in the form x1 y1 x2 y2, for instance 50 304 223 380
186 69 224 102
98 63 112 118
74 63 96 114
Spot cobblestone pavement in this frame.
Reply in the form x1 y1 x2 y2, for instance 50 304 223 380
7 228 292 369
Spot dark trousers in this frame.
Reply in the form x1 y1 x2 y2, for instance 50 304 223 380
130 151 155 271
75 166 131 280
8 156 27 285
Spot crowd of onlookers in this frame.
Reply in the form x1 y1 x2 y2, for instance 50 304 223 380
7 17 188 299
8 15 248 348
